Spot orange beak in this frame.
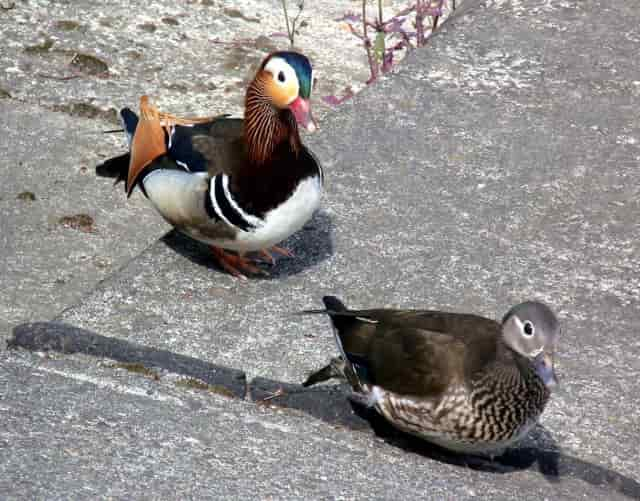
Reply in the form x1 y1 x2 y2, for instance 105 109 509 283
289 97 317 132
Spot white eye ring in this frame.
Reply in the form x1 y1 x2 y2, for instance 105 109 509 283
523 320 535 336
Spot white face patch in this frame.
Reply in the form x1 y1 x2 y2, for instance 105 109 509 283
263 57 299 105
512 315 524 331
513 315 528 336
512 315 544 357
513 316 534 337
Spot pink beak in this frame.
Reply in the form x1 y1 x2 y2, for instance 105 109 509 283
289 97 317 132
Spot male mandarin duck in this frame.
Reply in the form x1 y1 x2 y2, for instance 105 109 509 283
97 51 323 278
303 296 560 456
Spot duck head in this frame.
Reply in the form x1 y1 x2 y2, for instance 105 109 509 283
501 301 560 389
245 52 316 165
257 51 316 132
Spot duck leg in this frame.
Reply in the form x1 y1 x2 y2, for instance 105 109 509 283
270 245 294 258
209 246 268 279
256 387 284 404
302 357 346 387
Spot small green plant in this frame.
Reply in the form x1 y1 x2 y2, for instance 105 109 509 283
324 0 451 105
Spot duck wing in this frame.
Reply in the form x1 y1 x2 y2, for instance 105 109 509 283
96 97 247 194
165 116 246 177
306 296 501 398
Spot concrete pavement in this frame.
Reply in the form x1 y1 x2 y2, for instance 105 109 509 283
1 0 639 499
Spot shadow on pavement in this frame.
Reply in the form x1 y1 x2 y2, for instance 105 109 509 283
8 322 246 398
8 322 640 499
161 210 334 279
251 376 640 499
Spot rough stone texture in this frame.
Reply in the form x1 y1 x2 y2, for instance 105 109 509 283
4 326 640 499
0 0 449 337
0 101 168 336
0 0 445 121
2 0 640 499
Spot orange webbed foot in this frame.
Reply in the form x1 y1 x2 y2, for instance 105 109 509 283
210 247 269 279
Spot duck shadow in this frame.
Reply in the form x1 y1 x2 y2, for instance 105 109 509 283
9 322 640 500
251 377 640 499
9 322 247 398
161 210 334 279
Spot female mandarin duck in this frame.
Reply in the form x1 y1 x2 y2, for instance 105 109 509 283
97 51 322 278
303 296 560 456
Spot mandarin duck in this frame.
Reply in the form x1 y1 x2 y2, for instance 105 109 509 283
302 296 560 456
96 51 322 278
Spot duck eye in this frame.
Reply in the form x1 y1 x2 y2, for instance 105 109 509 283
277 71 285 83
523 321 534 336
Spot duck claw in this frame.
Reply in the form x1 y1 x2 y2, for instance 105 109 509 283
270 245 294 258
210 247 269 279
256 245 295 265
256 249 276 266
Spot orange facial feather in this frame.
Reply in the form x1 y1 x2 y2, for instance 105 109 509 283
263 72 298 109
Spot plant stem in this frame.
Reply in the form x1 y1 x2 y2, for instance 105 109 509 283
432 0 444 31
281 0 294 46
363 0 377 82
292 1 305 44
415 0 425 46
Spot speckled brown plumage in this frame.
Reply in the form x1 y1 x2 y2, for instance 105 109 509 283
303 296 560 455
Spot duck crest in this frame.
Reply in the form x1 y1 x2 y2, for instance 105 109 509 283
244 74 302 167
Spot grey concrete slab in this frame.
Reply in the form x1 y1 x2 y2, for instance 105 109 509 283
0 101 168 336
4 325 639 500
2 0 640 498
0 0 443 121
0 0 454 335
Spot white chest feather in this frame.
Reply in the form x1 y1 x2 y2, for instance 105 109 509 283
231 175 322 251
140 168 322 252
142 170 208 227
